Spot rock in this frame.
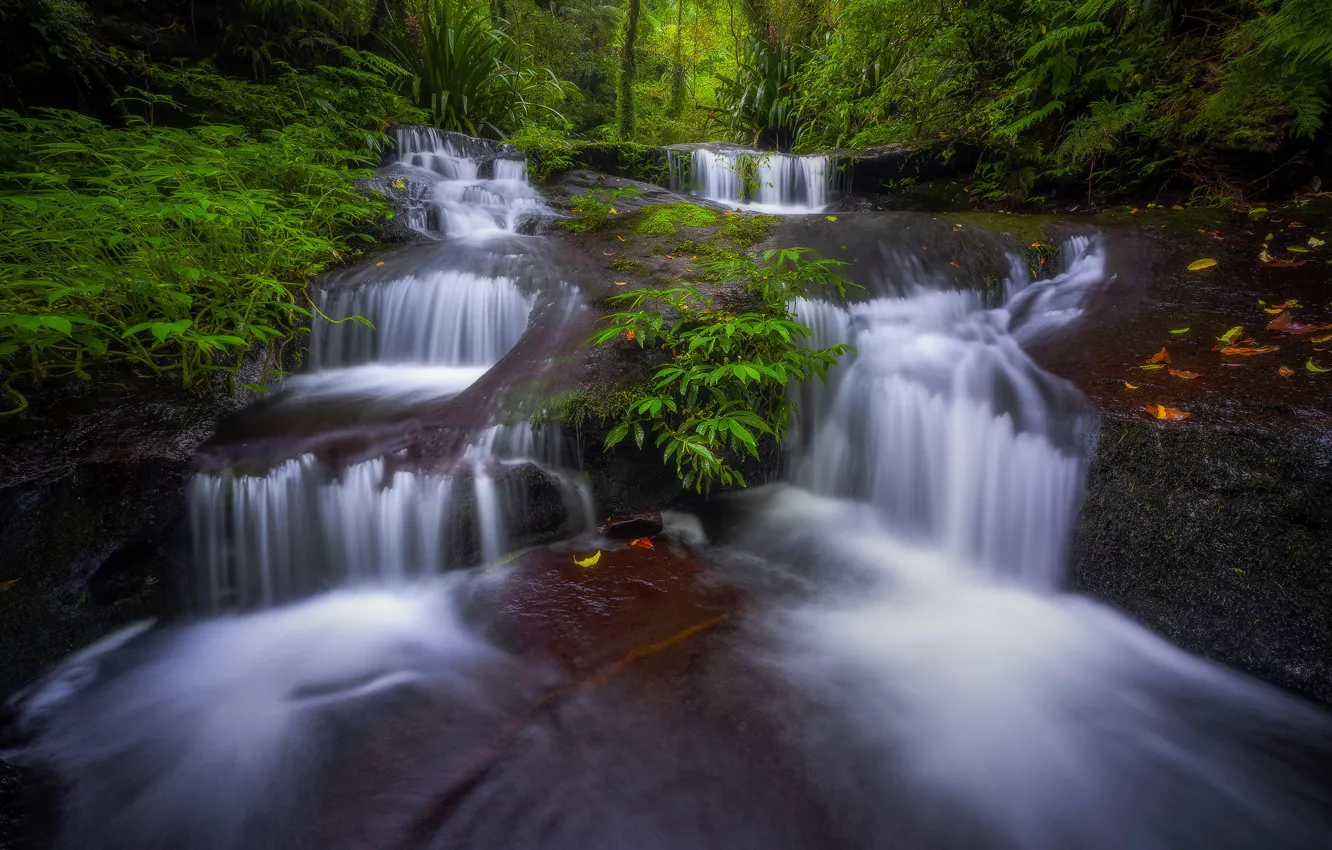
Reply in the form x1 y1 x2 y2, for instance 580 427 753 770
1071 413 1332 704
599 511 663 539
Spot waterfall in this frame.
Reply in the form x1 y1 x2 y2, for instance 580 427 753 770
788 237 1105 587
392 126 547 237
189 424 589 612
669 147 841 213
309 271 534 369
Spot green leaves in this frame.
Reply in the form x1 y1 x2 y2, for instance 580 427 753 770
588 247 854 493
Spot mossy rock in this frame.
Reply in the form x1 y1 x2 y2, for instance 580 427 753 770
627 202 721 236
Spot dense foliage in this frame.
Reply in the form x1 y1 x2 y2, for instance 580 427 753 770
590 248 854 492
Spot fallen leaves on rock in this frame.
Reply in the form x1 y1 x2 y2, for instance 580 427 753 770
1187 258 1217 271
1124 382 1140 389
1169 368 1201 379
1279 365 1295 377
1143 404 1191 421
1266 311 1332 334
1217 326 1244 345
1308 359 1331 374
1169 327 1190 334
627 537 655 549
1150 347 1171 364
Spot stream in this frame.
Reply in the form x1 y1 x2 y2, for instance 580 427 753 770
4 131 1331 850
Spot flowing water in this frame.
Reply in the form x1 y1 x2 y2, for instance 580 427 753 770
668 145 841 213
5 143 1332 849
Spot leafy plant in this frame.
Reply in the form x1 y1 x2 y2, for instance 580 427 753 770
384 0 566 136
563 185 643 232
0 85 397 412
588 247 855 492
716 38 805 147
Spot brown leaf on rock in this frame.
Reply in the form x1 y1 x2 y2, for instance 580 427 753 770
1143 404 1191 421
1220 345 1280 356
1150 347 1171 364
1168 368 1201 379
1279 365 1295 377
1267 310 1294 330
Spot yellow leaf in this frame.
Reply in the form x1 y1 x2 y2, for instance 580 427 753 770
609 207 619 214
1139 364 1165 371
1218 326 1243 344
1307 359 1331 374
1310 237 1326 249
376 261 385 267
1169 328 1190 334
573 550 602 568
1288 246 1309 253
826 215 837 221
1124 382 1140 389
614 281 628 286
1188 258 1217 271
1248 207 1268 217
1310 333 1332 343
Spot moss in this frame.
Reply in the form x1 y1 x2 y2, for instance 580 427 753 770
534 386 648 429
943 211 1056 246
610 258 644 273
628 202 720 236
717 212 782 248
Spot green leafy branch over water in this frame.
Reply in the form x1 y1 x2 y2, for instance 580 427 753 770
589 248 856 493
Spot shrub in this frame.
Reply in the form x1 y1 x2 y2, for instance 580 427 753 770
588 247 855 492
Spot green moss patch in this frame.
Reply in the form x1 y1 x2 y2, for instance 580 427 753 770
717 212 782 248
628 203 720 235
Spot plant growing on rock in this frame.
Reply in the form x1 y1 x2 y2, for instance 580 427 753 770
563 186 643 232
589 247 855 492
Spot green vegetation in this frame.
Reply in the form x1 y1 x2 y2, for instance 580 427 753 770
629 203 720 235
1 54 421 413
563 185 644 232
589 248 855 492
717 212 781 247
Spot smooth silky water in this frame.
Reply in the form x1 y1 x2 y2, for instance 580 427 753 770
5 152 1331 850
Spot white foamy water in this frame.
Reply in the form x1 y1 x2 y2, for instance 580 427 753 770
309 271 534 369
670 147 838 213
788 236 1106 586
395 127 546 237
3 584 524 850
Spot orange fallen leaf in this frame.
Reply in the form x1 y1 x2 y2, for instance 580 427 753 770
1268 258 1307 268
627 537 656 549
1143 404 1191 421
375 261 385 267
949 261 960 268
1169 368 1201 379
1221 345 1280 356
666 254 675 259
625 329 636 340
603 251 616 256
1311 333 1332 343
1150 347 1172 364
1279 365 1295 377
616 235 624 241
1289 221 1304 228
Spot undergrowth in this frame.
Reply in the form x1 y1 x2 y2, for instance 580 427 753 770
0 57 420 413
589 247 856 492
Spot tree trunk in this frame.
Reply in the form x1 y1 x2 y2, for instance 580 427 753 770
668 0 687 118
617 0 642 140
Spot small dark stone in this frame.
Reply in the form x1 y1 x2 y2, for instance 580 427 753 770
599 511 663 539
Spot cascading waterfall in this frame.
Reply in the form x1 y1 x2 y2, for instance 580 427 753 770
309 271 534 369
393 126 546 236
669 147 840 213
185 138 585 613
787 237 1103 586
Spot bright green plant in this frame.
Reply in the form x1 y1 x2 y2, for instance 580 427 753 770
385 0 565 136
716 38 804 147
588 247 855 492
0 103 393 413
563 185 643 232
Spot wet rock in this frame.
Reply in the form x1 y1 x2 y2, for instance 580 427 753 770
1071 413 1332 704
0 359 273 697
599 510 663 539
358 166 438 244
